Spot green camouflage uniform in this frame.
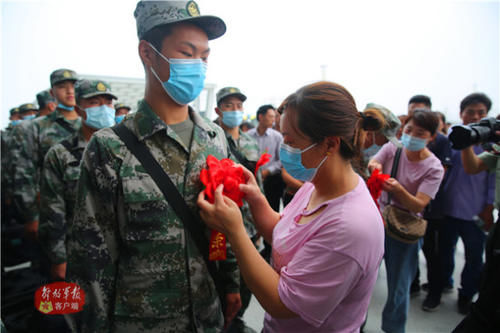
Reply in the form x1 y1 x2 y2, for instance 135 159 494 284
66 100 239 333
39 129 86 264
11 110 81 223
39 78 117 266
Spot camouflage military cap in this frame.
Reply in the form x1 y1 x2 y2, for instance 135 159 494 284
134 0 226 40
364 103 401 146
19 103 38 114
9 107 20 116
216 87 247 105
75 79 117 101
50 68 78 87
36 89 56 106
114 103 131 111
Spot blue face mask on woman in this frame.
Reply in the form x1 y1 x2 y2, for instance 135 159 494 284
84 105 115 129
401 133 427 151
222 110 244 128
363 144 382 161
280 143 328 182
149 43 207 106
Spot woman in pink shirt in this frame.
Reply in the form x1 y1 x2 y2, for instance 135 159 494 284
198 81 385 332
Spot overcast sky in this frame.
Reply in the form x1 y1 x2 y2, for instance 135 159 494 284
1 0 499 129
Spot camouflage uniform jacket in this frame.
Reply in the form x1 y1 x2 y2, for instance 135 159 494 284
11 109 81 223
66 100 240 333
39 129 86 265
1 125 14 198
226 130 259 238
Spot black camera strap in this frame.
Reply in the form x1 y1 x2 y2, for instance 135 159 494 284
112 123 217 280
386 147 402 205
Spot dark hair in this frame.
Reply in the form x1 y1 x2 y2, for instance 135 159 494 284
256 104 275 121
408 95 432 108
405 109 439 136
279 81 381 162
142 24 174 51
460 92 492 112
434 111 446 124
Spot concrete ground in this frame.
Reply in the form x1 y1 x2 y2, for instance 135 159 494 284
243 239 471 333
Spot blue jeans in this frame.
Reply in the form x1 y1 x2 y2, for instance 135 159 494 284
440 216 486 299
382 234 422 333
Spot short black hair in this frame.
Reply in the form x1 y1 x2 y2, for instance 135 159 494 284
434 111 446 124
256 104 275 121
460 92 492 112
406 109 439 136
142 24 174 51
408 95 432 108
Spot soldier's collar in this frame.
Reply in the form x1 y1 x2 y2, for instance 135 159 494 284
134 100 216 141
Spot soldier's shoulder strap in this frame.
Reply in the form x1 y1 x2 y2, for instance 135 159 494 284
59 137 83 165
111 123 217 277
55 118 76 134
227 137 256 173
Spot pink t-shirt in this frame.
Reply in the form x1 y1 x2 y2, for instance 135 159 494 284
372 142 444 213
263 175 385 332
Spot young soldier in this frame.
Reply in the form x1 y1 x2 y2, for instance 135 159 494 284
36 89 57 117
11 68 81 241
214 87 260 333
114 102 131 123
39 79 117 282
66 1 239 332
18 103 38 121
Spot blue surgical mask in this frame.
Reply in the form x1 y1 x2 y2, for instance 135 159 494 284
363 144 382 161
57 103 74 111
22 114 36 121
11 120 21 126
115 115 125 124
401 133 427 151
280 143 328 182
149 43 207 106
222 110 244 128
83 105 115 129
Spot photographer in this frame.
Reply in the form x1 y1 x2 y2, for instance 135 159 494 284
448 93 500 332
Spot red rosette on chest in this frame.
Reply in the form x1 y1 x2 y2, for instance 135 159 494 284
200 155 246 260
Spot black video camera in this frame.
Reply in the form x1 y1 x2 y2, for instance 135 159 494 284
449 117 500 150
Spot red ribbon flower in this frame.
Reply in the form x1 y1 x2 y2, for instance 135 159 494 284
200 155 246 207
200 155 247 261
254 153 271 177
366 169 390 209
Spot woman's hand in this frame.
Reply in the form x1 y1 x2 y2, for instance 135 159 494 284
239 166 265 205
382 178 403 194
368 160 382 173
197 184 245 238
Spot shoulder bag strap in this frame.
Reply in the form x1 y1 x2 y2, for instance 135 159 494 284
60 137 83 163
55 118 76 134
386 147 403 205
111 123 217 277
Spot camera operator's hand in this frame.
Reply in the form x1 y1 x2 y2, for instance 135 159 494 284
461 146 488 175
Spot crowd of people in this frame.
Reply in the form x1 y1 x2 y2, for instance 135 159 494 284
1 1 499 333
